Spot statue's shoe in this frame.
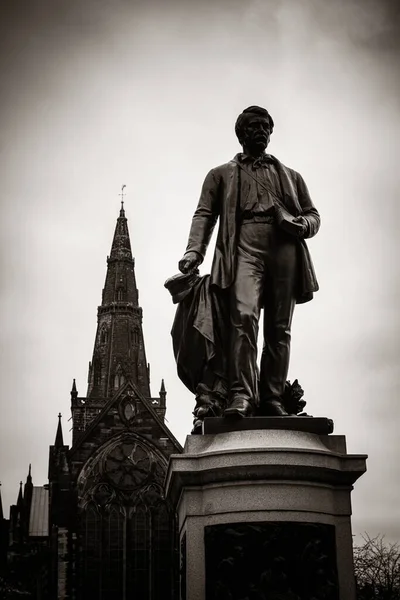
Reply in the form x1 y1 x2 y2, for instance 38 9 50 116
261 399 289 416
224 398 253 418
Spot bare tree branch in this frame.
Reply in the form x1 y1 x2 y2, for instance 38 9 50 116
354 534 400 599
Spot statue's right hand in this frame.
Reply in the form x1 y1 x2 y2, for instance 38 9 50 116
178 252 201 274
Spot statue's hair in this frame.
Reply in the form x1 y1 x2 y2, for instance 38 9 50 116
235 106 274 142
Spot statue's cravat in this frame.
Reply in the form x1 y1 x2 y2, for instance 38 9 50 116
239 153 275 170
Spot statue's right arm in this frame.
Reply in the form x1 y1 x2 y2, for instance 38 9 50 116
183 168 220 263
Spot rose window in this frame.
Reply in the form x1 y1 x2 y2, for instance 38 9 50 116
104 441 151 490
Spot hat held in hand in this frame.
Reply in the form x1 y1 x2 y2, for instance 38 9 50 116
164 270 200 304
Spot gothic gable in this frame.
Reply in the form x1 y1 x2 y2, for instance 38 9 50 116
69 381 182 482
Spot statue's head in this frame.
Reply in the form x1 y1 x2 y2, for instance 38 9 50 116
235 106 274 154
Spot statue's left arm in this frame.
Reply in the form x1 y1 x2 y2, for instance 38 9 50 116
296 173 320 239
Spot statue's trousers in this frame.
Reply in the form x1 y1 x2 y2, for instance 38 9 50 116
230 221 298 407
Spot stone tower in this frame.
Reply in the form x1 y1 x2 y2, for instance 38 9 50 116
71 203 167 444
86 202 150 400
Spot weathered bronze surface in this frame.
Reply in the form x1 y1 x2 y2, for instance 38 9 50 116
167 106 321 433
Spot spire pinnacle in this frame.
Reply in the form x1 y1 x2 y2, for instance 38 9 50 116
159 378 167 409
108 191 132 262
71 379 78 408
55 413 64 447
17 481 23 506
119 185 126 217
27 463 32 483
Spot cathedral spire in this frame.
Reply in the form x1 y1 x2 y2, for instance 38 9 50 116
86 204 151 399
55 413 64 447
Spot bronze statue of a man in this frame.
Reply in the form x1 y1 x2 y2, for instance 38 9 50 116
178 106 320 420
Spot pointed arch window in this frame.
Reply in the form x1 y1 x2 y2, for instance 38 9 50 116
102 506 124 597
83 504 102 597
128 505 149 596
94 356 102 387
114 364 125 390
81 500 176 599
100 326 108 345
130 328 140 346
152 503 176 598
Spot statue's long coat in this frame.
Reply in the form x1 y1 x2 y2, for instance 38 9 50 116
172 156 321 396
185 156 320 304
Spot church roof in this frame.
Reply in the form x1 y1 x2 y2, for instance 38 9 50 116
28 486 49 537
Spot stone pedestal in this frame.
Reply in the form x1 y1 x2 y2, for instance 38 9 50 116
165 422 367 600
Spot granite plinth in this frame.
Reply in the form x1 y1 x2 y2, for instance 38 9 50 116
165 428 367 600
203 415 334 435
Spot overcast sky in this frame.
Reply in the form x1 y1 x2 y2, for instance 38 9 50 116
0 0 399 541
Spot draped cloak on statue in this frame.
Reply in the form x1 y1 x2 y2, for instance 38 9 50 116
167 274 229 398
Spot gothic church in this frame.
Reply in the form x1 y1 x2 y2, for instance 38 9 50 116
5 204 182 599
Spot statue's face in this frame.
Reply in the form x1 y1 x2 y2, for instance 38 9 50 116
241 115 271 153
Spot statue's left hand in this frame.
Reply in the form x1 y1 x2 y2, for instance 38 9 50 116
292 216 308 237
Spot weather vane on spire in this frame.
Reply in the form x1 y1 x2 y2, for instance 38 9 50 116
119 185 126 213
